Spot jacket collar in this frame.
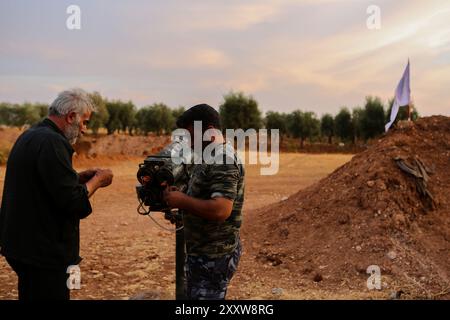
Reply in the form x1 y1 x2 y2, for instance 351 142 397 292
41 118 75 152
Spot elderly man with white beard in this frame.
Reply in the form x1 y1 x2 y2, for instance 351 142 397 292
0 88 113 300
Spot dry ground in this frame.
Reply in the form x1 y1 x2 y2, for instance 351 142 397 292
0 153 361 300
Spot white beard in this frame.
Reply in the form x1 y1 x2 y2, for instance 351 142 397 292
64 117 80 145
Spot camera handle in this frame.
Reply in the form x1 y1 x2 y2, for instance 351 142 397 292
163 208 183 225
140 207 186 299
163 208 186 300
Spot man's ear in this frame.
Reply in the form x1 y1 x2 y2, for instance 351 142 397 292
66 111 78 124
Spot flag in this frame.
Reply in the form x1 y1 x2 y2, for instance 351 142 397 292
385 60 411 132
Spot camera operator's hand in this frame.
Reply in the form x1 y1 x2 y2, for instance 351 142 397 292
163 187 187 209
78 169 97 184
85 168 113 197
162 187 234 221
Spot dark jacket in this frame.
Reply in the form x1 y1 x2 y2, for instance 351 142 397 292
0 118 92 268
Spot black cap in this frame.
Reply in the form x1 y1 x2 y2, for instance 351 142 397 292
176 104 221 130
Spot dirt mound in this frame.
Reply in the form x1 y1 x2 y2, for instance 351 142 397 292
247 116 450 298
74 134 171 158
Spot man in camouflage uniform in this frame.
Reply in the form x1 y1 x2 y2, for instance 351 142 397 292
164 104 245 300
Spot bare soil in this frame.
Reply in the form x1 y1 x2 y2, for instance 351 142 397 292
1 116 448 300
0 150 352 299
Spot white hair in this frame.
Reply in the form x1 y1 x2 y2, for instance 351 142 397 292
49 88 96 117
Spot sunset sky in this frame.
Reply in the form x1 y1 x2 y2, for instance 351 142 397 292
1 0 449 116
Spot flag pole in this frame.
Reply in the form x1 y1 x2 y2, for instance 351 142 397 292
408 59 411 121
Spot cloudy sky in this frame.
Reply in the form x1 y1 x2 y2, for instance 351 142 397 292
1 0 449 116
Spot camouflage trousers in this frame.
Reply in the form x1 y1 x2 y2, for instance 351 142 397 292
184 240 242 300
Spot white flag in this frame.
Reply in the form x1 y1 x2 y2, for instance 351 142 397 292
385 60 411 132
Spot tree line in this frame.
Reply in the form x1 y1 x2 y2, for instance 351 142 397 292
219 92 418 146
0 91 417 145
0 92 185 136
265 96 418 146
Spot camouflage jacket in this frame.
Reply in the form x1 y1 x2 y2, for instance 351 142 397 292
183 143 245 257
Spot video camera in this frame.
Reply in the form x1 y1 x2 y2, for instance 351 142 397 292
136 155 175 211
136 142 190 223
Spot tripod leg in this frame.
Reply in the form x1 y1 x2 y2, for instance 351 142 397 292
175 220 186 300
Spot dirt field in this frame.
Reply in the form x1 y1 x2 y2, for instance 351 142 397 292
0 153 354 300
